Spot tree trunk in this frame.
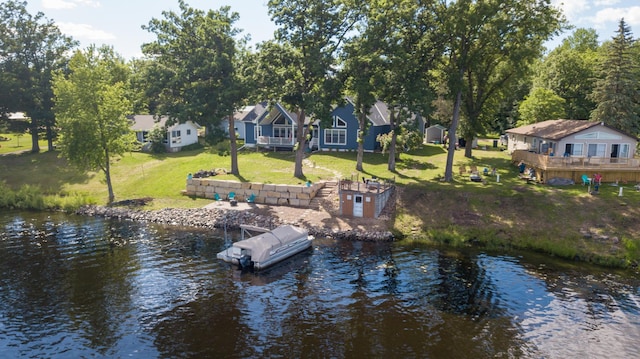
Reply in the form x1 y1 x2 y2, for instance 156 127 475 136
293 109 306 179
388 109 396 171
30 117 40 153
104 150 115 203
228 114 239 175
356 106 366 172
444 89 463 182
464 136 473 158
46 124 55 151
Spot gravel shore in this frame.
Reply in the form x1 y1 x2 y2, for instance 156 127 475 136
76 204 395 241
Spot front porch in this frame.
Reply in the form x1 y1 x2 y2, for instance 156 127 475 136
257 136 295 147
512 150 640 183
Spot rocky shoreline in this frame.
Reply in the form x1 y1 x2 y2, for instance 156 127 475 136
75 205 395 241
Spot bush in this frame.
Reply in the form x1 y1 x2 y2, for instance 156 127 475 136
181 142 204 152
0 181 94 211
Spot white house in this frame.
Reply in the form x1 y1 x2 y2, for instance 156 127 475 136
506 119 639 183
129 115 201 152
505 119 637 160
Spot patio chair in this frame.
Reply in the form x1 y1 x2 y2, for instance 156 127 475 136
247 193 256 203
228 192 236 201
581 174 591 186
214 193 222 202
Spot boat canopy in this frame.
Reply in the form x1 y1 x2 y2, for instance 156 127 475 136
234 225 308 263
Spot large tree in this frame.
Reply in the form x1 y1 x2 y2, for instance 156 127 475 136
52 46 134 204
534 28 599 119
142 1 245 174
517 87 566 125
262 0 358 178
341 2 380 173
440 0 564 181
589 19 640 136
0 0 77 152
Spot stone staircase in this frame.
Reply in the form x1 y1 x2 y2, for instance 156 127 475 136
309 181 338 210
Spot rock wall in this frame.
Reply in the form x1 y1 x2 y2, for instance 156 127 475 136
185 179 323 207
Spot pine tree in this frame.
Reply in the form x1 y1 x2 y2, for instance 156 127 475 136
589 19 640 135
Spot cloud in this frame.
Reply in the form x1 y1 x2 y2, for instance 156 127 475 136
57 22 115 41
590 6 640 30
552 0 591 21
42 0 101 10
594 0 621 6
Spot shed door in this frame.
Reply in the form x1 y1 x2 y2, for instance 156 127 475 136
353 195 363 218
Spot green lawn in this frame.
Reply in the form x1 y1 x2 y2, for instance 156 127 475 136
0 133 49 155
2 140 640 268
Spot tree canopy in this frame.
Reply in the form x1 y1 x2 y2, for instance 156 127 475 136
52 46 135 203
142 0 245 174
0 0 77 152
589 19 640 136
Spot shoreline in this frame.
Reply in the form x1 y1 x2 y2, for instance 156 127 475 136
75 204 395 241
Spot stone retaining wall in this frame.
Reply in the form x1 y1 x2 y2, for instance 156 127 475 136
185 179 324 207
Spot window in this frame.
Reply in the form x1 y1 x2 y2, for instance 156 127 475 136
274 126 292 138
186 129 191 135
587 143 605 157
325 129 346 145
333 116 347 128
171 130 181 144
612 143 631 158
565 143 583 156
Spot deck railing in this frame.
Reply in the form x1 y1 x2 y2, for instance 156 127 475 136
512 150 640 170
257 136 295 146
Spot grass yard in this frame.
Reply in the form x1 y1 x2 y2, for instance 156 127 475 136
2 139 640 268
0 133 48 155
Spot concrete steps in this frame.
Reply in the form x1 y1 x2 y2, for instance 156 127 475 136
309 181 337 210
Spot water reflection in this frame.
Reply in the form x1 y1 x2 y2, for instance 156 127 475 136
0 211 639 358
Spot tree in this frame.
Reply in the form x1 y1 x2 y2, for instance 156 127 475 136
52 46 135 204
518 87 566 125
534 28 599 119
341 2 380 173
367 0 439 171
262 0 358 178
142 1 245 175
589 19 640 136
440 0 564 181
0 0 77 153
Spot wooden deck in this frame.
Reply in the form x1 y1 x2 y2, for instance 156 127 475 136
512 150 640 183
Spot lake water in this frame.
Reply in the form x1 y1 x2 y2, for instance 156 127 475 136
1 211 639 358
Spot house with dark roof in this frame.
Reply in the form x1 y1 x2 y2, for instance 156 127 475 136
129 115 201 152
505 119 639 183
317 99 391 152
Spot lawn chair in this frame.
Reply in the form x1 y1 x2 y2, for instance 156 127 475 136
247 193 256 203
581 174 591 186
228 192 236 201
214 193 222 203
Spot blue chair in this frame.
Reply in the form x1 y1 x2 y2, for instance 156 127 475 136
228 192 236 201
214 193 222 202
581 174 591 186
247 193 256 203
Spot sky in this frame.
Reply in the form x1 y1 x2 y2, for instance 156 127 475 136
25 0 640 60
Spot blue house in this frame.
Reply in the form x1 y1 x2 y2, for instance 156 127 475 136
242 102 309 150
317 99 392 152
241 99 420 152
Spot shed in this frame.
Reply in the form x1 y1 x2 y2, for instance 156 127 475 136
425 124 447 144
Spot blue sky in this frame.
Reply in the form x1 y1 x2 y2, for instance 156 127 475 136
26 0 640 59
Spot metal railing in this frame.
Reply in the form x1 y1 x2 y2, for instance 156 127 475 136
257 136 295 146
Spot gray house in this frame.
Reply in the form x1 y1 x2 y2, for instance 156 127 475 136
506 119 639 183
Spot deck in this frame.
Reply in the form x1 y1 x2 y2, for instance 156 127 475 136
512 150 640 183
